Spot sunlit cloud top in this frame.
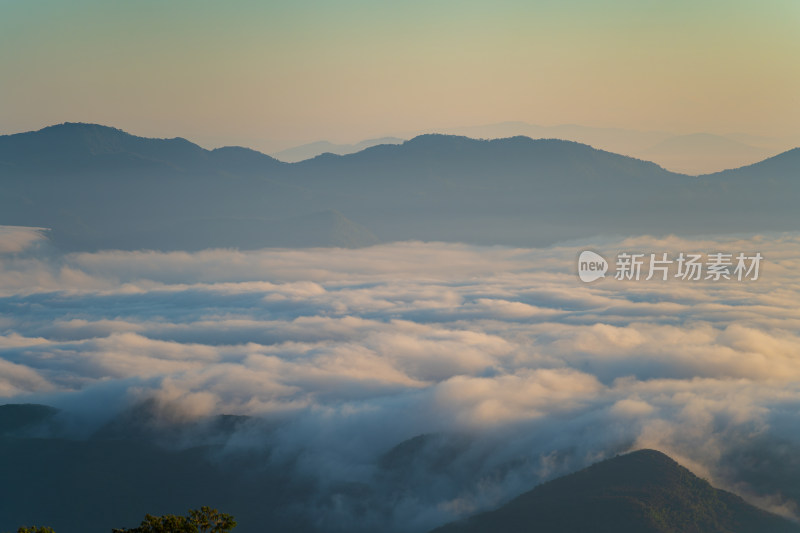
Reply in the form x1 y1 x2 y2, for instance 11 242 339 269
4 230 800 527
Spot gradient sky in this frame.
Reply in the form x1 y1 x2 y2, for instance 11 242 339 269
2 0 799 150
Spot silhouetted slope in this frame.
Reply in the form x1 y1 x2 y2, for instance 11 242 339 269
704 147 800 181
0 403 58 435
1 123 799 250
0 124 343 250
695 147 800 222
0 122 285 174
272 137 404 162
0 123 203 174
2 406 799 533
210 145 288 175
286 134 692 243
431 449 800 533
0 402 317 533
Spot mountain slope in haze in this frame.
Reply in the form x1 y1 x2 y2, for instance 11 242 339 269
2 405 799 533
431 449 800 533
703 147 800 180
0 123 377 250
284 133 800 243
286 134 693 244
272 137 404 162
0 122 285 175
2 123 800 251
438 121 672 154
0 402 318 533
438 121 797 173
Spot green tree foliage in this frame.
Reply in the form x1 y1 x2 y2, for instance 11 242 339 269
188 507 237 533
113 513 194 533
112 507 236 533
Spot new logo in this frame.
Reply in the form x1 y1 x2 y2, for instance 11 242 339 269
578 250 608 283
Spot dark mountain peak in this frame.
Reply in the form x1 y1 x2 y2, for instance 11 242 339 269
405 133 476 144
515 448 701 504
404 133 584 147
36 122 193 147
30 122 198 154
294 133 594 168
39 121 128 135
0 123 290 180
0 403 59 435
209 145 284 170
305 150 344 163
432 448 800 533
394 134 485 154
576 448 681 484
0 122 208 172
376 134 668 179
398 133 613 160
4 122 132 156
211 145 271 157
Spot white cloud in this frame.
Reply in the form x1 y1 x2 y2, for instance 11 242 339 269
4 232 800 528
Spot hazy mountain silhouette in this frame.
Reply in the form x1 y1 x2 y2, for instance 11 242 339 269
437 121 797 173
0 123 374 250
272 137 404 162
1 123 799 251
438 121 671 154
430 449 800 533
703 146 800 180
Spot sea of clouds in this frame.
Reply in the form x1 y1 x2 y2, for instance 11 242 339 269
3 226 800 530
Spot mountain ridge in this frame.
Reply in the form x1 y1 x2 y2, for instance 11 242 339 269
3 404 798 533
272 136 404 163
430 449 800 533
4 122 798 176
2 123 800 250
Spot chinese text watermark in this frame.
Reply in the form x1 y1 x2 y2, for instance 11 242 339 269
578 251 762 283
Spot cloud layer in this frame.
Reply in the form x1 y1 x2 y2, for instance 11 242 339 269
3 229 800 530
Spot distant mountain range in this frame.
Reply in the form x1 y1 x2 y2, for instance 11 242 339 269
272 137 405 163
1 122 799 251
270 123 790 174
2 403 797 533
430 449 800 533
433 121 793 174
